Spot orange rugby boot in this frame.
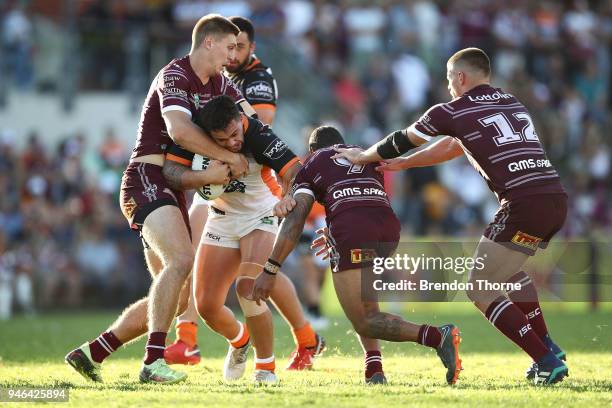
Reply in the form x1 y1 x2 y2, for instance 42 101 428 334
286 333 326 370
164 340 201 365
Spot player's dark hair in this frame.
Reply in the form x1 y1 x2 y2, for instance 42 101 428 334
229 16 255 42
195 96 240 133
448 47 491 77
192 14 240 51
309 126 345 151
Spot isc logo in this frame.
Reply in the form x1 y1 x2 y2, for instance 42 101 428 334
527 308 541 320
519 323 532 338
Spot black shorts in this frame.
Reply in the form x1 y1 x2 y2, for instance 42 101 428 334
327 206 400 273
484 193 567 255
119 162 190 236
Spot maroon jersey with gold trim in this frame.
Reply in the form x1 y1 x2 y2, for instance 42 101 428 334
408 84 565 203
292 144 392 223
131 55 244 160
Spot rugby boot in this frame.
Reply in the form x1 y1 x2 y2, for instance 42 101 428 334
287 333 326 370
365 372 388 385
254 369 278 384
65 342 103 382
223 341 250 380
533 352 568 385
435 324 463 385
526 335 566 381
139 358 187 384
164 340 201 365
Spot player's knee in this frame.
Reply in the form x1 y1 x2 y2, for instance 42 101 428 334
235 277 269 317
169 251 194 278
195 295 217 321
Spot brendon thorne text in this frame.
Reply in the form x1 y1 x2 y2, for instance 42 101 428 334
372 279 521 292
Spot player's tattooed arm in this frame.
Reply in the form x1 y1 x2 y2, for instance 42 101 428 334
252 192 313 304
269 193 315 264
162 160 230 191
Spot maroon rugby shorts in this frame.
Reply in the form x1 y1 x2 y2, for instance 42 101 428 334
484 193 567 255
327 206 400 273
119 162 190 236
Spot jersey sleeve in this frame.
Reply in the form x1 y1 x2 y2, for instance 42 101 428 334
407 103 454 141
292 164 315 199
246 120 299 176
157 65 193 117
165 143 195 167
243 70 277 109
223 76 246 104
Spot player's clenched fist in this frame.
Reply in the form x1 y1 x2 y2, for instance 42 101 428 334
228 153 249 178
205 160 231 185
273 195 296 217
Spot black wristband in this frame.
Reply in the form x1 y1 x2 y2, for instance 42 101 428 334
375 130 418 159
264 259 281 275
267 258 281 267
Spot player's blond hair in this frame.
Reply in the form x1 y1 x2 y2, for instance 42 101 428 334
448 48 491 77
192 14 240 51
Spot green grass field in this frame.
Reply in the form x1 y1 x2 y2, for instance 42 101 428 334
1 301 611 407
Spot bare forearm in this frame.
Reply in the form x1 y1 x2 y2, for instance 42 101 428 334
254 107 275 125
401 136 463 168
270 195 313 263
162 161 211 191
172 122 234 162
279 162 302 196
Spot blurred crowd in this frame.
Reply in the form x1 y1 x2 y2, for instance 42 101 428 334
0 128 150 317
1 0 611 312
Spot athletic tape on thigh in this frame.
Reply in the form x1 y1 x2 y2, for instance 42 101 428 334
235 276 269 317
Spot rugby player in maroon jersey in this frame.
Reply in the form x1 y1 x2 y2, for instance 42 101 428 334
333 48 568 385
165 17 322 371
252 126 463 385
65 15 252 384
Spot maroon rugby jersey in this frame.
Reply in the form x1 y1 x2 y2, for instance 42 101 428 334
408 84 565 203
131 55 244 160
293 144 392 223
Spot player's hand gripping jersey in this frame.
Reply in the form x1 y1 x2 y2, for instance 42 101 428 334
166 116 299 218
409 84 565 203
131 55 245 160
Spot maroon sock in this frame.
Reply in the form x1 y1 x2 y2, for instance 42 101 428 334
89 331 123 363
417 325 442 349
144 332 167 365
484 296 549 361
364 350 383 379
506 271 549 338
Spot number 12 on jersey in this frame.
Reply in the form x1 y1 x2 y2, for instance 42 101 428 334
479 112 539 146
